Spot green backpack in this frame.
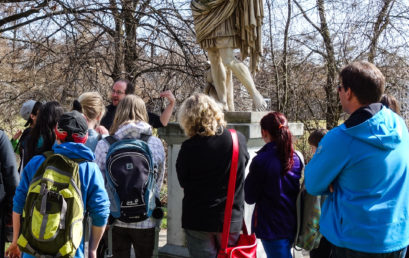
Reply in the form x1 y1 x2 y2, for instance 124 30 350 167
294 182 323 251
293 151 323 251
18 151 85 257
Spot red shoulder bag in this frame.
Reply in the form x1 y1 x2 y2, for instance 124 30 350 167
217 129 257 258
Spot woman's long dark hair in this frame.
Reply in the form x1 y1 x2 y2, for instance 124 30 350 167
27 101 64 161
260 112 294 175
25 101 43 127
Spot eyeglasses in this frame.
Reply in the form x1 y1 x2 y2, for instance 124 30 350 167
111 89 125 95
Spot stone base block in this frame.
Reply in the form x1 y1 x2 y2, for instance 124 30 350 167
159 244 190 258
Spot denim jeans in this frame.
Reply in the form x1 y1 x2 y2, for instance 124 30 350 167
332 245 407 258
184 229 240 258
261 238 292 258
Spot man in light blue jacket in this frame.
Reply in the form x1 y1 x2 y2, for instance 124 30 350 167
305 61 409 257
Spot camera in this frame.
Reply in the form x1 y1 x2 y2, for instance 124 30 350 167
152 207 164 220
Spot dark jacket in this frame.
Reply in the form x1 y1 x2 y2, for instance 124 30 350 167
22 134 48 168
0 131 18 258
245 142 302 240
17 127 31 172
0 130 19 216
100 104 163 130
176 128 249 233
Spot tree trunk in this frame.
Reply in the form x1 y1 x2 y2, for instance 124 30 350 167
123 0 137 81
368 0 394 63
317 0 339 129
266 0 280 111
281 0 291 113
110 0 123 81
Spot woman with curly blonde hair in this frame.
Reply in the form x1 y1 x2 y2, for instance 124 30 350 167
176 93 250 257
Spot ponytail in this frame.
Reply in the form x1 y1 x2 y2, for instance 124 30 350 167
260 112 294 175
72 99 83 113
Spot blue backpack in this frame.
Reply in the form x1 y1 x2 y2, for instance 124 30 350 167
104 135 157 223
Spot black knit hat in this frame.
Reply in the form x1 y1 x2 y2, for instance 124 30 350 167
55 111 88 143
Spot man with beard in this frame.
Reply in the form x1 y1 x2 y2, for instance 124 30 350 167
100 78 175 130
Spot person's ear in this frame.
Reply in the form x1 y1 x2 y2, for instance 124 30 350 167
96 113 102 122
345 87 353 100
261 129 272 143
261 129 267 138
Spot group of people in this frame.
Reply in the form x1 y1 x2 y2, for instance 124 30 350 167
175 61 409 258
0 60 408 258
1 78 175 258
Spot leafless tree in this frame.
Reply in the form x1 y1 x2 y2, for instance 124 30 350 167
0 0 408 135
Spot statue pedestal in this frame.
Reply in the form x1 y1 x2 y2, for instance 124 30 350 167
158 112 304 258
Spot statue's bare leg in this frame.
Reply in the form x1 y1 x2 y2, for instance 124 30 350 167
207 49 228 110
226 68 234 111
220 48 267 111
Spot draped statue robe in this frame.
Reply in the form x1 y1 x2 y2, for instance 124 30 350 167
191 0 263 73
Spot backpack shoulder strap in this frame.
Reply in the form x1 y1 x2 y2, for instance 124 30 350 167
140 134 151 142
43 151 54 159
293 149 305 252
294 150 305 170
105 135 117 146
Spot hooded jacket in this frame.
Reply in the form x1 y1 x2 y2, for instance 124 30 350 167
305 105 409 253
94 121 165 229
245 142 302 240
0 130 19 214
13 142 110 258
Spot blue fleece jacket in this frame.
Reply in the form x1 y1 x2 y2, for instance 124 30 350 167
245 142 302 240
305 107 409 253
13 142 110 258
85 128 107 152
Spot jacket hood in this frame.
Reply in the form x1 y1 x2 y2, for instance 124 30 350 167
114 121 152 140
341 107 403 150
52 142 95 161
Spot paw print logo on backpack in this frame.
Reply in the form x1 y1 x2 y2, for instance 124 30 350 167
126 163 134 170
105 135 158 223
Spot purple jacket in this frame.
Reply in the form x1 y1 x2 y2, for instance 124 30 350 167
244 142 302 240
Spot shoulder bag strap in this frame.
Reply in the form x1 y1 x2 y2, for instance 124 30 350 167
219 129 239 256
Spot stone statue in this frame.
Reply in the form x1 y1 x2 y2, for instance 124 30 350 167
192 0 267 111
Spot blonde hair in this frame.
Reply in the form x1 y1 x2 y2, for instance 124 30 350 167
110 94 149 134
178 93 226 137
78 92 105 122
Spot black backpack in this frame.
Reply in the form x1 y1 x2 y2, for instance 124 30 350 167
104 135 158 223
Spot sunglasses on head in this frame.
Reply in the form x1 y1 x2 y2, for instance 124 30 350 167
55 127 88 143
